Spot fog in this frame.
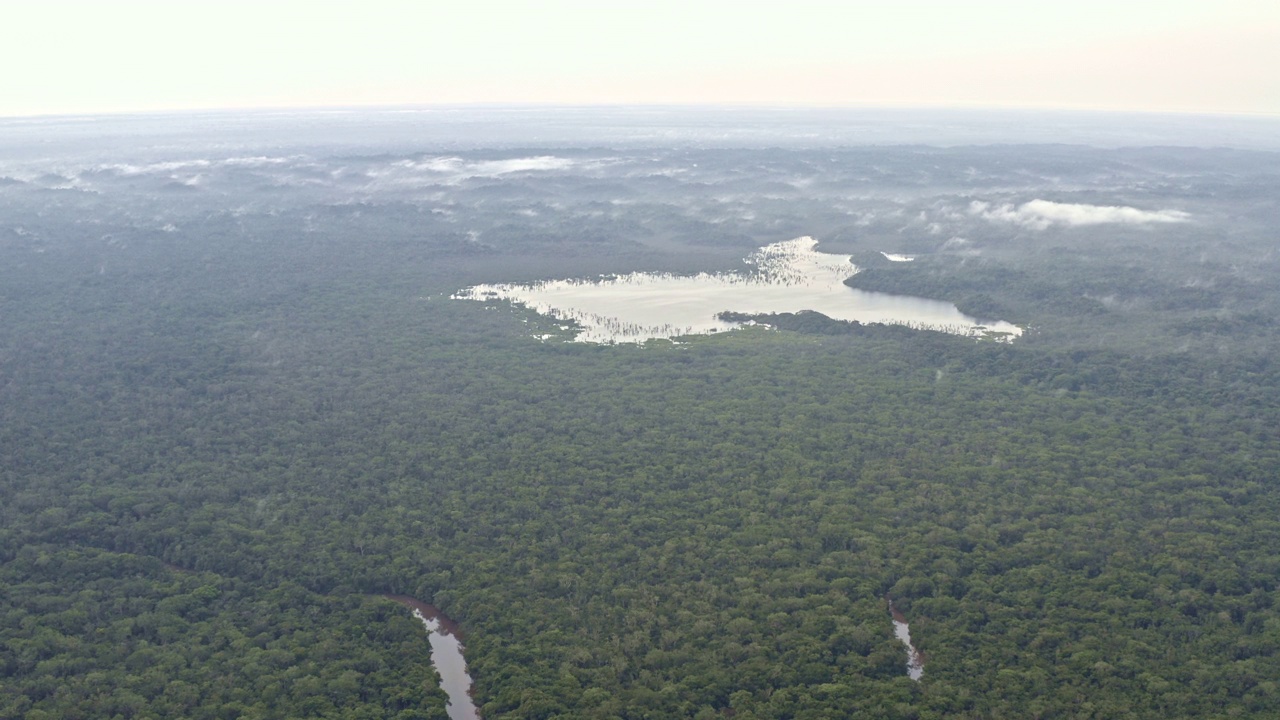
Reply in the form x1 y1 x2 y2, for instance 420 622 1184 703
3 107 1278 353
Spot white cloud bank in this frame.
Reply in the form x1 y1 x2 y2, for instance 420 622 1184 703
96 156 297 176
370 156 581 187
970 200 1190 230
400 156 575 177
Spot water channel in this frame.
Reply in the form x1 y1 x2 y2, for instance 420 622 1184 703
888 599 925 681
454 237 1021 343
385 595 481 720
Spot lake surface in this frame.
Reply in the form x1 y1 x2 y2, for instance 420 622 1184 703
454 237 1020 343
386 595 480 720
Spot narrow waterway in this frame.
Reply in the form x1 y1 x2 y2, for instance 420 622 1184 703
888 598 925 681
386 595 481 720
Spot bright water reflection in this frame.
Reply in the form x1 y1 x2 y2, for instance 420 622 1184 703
893 618 926 681
455 237 1021 344
888 599 925 681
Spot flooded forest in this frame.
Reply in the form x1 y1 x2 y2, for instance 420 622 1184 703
3 108 1280 719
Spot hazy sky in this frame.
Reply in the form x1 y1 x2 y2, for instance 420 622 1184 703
4 0 1277 117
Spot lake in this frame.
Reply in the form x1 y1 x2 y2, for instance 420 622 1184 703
454 237 1020 343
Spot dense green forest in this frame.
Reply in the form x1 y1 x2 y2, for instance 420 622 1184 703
1 548 450 719
3 126 1280 718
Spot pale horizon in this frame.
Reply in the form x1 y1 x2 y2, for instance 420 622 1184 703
4 0 1278 118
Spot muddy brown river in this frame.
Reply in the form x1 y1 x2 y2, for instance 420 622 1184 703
386 595 481 720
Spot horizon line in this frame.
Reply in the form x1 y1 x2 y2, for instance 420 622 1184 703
5 101 1280 123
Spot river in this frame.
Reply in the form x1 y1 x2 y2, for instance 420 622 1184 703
888 598 925 681
386 595 481 720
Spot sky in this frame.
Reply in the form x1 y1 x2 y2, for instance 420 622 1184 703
3 0 1278 117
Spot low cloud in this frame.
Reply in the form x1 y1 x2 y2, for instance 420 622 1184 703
399 155 575 178
95 156 297 176
970 199 1190 230
475 157 576 175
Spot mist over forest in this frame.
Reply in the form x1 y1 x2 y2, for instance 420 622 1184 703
3 107 1280 719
